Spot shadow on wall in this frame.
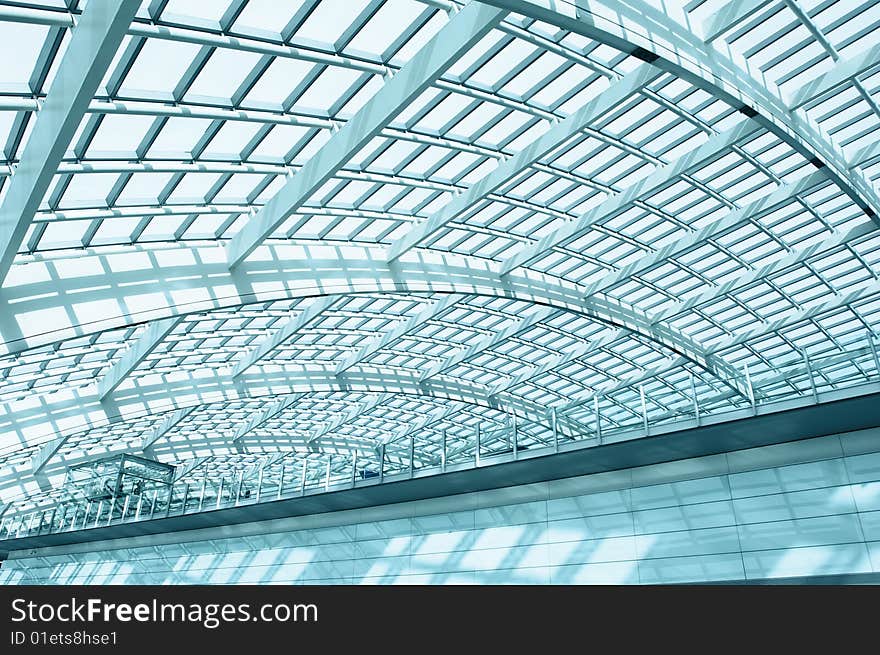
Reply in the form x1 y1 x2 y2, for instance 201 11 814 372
4 436 880 585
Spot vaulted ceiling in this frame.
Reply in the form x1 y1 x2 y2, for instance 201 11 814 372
0 0 879 518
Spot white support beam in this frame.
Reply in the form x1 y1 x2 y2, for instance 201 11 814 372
851 140 880 169
381 401 465 446
242 452 289 481
231 297 336 377
232 394 304 443
31 436 66 475
0 247 744 394
97 317 182 399
335 295 461 374
141 406 197 451
225 1 507 267
480 0 880 222
498 119 762 275
386 62 662 262
419 306 559 380
173 456 211 482
0 6 74 26
0 0 140 285
787 43 880 110
578 168 830 298
309 394 392 443
701 0 772 42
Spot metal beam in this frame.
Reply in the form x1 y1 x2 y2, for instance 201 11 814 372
479 0 880 224
335 295 461 374
97 317 182 399
308 393 392 443
701 0 772 42
0 5 74 28
0 0 139 285
173 456 211 482
141 406 197 451
225 1 507 267
386 62 662 261
381 401 465 447
577 168 830 298
231 394 304 443
788 42 880 109
419 306 559 380
0 248 730 389
30 436 66 475
231 297 336 377
498 118 761 275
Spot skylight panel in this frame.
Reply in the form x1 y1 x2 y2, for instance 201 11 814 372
26 221 79 253
0 22 48 93
504 52 569 99
294 0 372 48
185 49 265 104
167 173 223 203
390 187 435 213
147 117 215 159
58 173 119 209
478 110 533 149
183 214 232 240
248 125 311 161
243 58 316 107
86 114 155 156
161 0 233 25
536 67 605 113
367 140 420 173
469 39 537 89
115 173 176 206
447 102 505 141
361 184 407 210
432 151 480 182
416 93 475 134
120 39 202 97
328 180 375 207
295 67 364 114
232 0 308 36
827 3 880 54
138 215 188 242
212 174 265 203
345 0 428 59
200 122 264 159
91 217 143 246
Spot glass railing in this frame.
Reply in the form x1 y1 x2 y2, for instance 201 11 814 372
2 336 878 543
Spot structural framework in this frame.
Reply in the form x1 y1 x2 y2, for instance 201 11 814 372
0 0 878 530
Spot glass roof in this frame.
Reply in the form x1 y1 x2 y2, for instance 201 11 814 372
0 0 879 519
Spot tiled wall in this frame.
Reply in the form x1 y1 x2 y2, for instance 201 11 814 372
4 427 880 584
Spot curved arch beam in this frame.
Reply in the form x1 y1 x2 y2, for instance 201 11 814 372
4 366 585 460
14 256 870 454
0 244 747 392
478 0 880 225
